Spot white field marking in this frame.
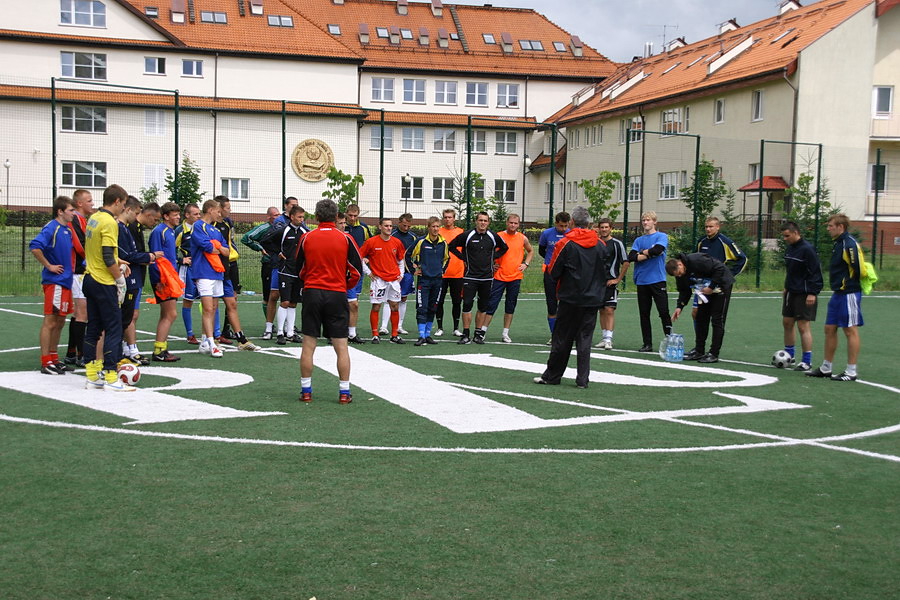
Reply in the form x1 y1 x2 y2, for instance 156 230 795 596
416 353 777 388
0 307 42 318
0 368 286 425
451 384 808 423
2 414 899 461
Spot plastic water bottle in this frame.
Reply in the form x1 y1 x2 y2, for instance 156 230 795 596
674 334 684 361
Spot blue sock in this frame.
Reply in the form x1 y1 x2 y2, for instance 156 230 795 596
182 307 193 337
214 307 221 337
784 345 795 358
548 317 556 332
802 351 812 365
425 322 432 337
419 323 427 338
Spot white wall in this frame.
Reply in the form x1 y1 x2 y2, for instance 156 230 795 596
0 0 168 41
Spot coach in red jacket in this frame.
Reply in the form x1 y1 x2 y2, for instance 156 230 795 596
293 199 364 404
534 206 609 389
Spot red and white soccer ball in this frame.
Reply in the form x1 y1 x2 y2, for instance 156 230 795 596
117 363 141 385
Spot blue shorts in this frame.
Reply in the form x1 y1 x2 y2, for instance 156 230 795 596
347 276 363 301
133 288 143 310
400 272 414 297
486 279 521 316
223 278 235 299
270 269 280 291
179 265 198 301
825 292 863 328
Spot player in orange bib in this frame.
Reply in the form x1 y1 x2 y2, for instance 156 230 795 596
479 214 534 343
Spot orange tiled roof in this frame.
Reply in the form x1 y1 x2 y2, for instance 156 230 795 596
0 28 175 47
282 0 618 79
0 84 367 116
550 0 875 124
117 0 363 60
738 176 790 192
528 146 567 170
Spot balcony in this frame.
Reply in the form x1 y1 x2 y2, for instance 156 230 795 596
871 114 900 138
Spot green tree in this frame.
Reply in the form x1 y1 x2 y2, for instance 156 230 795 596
490 193 509 225
449 164 487 227
164 152 205 209
680 158 728 230
321 166 364 213
139 182 160 205
718 189 756 271
578 171 622 223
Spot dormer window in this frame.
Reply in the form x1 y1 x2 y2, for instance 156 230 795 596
170 0 185 23
400 28 412 40
328 24 341 35
519 40 543 51
249 0 263 16
376 27 389 38
60 0 107 28
200 11 227 24
483 33 495 44
267 15 293 27
553 41 566 52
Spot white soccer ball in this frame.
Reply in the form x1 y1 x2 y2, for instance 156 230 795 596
771 350 793 369
118 363 141 385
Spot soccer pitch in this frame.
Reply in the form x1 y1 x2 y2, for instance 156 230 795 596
1 291 898 599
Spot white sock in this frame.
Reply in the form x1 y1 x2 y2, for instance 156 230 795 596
301 377 312 390
846 364 857 376
339 380 351 392
398 301 408 327
502 328 510 337
380 307 390 330
129 344 139 356
265 322 273 333
286 307 296 336
349 326 357 337
276 306 287 335
822 360 833 372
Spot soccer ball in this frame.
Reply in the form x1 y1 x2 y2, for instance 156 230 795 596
117 363 141 385
771 350 794 369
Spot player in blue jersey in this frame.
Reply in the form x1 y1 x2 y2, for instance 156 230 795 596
628 211 672 351
148 202 182 362
807 214 867 382
538 211 570 338
410 217 449 346
29 195 76 374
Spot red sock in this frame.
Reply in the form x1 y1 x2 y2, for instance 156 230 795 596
390 310 400 337
50 352 59 362
41 354 52 366
370 309 380 336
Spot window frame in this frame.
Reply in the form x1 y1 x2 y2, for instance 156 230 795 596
619 117 643 144
221 178 250 201
145 109 166 136
495 131 518 155
494 179 516 203
497 83 519 109
60 0 106 28
432 177 454 201
658 171 686 200
401 127 425 152
433 128 456 153
468 130 487 154
144 56 166 76
870 164 887 193
401 176 424 201
182 59 203 77
751 90 764 122
371 77 395 102
61 105 107 134
403 78 426 104
327 24 341 35
200 11 227 24
370 126 394 151
267 15 294 27
466 82 488 107
61 160 107 188
714 98 725 124
627 175 642 202
435 80 457 105
873 86 893 118
61 51 107 80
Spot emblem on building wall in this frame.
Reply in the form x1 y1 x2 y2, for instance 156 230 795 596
291 139 334 182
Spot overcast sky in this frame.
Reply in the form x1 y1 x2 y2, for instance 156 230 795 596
451 0 816 63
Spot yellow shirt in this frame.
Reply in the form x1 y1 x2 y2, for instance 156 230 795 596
84 209 119 285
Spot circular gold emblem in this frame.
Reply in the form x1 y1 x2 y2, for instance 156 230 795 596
291 139 334 182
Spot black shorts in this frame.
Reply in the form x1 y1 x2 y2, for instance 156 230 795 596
461 278 493 313
602 285 619 308
782 291 817 321
301 288 349 339
279 273 303 305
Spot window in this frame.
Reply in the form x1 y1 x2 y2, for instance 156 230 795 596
553 41 566 52
402 177 423 201
145 7 158 18
200 11 227 23
497 83 519 108
371 78 394 102
619 117 643 143
328 24 341 35
401 127 424 151
249 1 263 16
144 164 165 188
267 15 293 27
221 178 249 201
60 0 106 27
182 59 203 77
468 130 487 153
494 180 516 203
495 131 517 154
519 40 543 51
61 51 106 80
751 90 764 121
472 178 485 200
660 107 688 134
483 33 495 44
400 28 413 40
145 110 165 136
466 82 488 106
144 57 165 75
376 27 389 38
870 164 887 193
61 106 106 133
433 178 454 201
370 126 393 150
435 80 457 104
873 86 893 118
659 171 686 200
62 161 106 188
627 175 642 202
403 79 425 103
433 129 456 152
748 164 760 194
714 98 725 124
573 128 580 149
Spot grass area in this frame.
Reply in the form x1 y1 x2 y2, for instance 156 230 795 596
1 289 898 598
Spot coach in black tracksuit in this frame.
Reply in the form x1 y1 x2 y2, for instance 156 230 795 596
535 207 609 389
668 252 735 364
448 211 508 345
